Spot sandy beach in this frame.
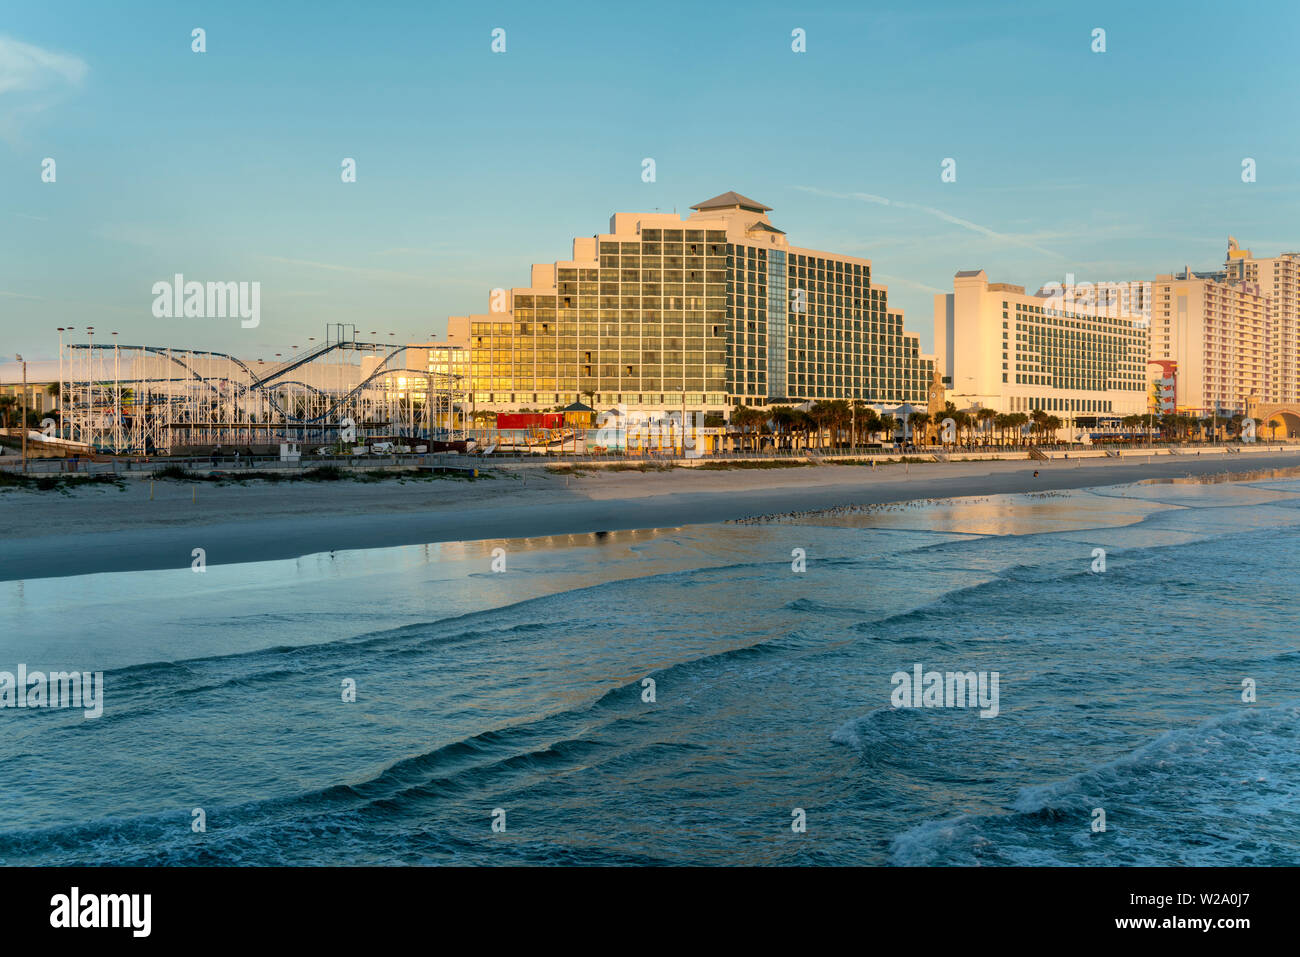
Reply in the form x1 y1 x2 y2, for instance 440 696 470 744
2 450 1299 581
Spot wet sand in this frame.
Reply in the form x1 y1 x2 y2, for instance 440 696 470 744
2 450 1298 581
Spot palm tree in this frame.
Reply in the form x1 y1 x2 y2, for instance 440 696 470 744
770 406 797 450
1012 412 1030 446
808 402 833 449
731 405 765 452
977 408 997 445
993 412 1013 447
1029 409 1050 445
831 401 849 449
1120 413 1142 445
850 399 870 449
951 410 972 447
789 409 810 450
859 407 881 445
1229 413 1246 441
908 411 931 445
879 413 898 445
826 399 852 449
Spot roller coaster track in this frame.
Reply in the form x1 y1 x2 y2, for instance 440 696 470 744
67 342 461 427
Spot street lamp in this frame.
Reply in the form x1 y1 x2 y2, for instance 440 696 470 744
112 332 120 452
57 328 66 440
15 354 26 472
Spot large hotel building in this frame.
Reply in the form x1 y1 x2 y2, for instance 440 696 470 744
1148 268 1267 414
1223 238 1300 406
933 269 1150 423
448 192 934 416
1145 239 1299 415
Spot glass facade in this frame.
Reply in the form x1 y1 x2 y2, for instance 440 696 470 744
1009 303 1148 399
729 244 768 402
782 253 930 405
767 249 787 400
469 228 728 408
466 206 933 411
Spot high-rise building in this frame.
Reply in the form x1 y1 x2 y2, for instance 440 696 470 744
933 269 1149 423
1149 264 1268 415
1224 237 1300 405
453 192 934 416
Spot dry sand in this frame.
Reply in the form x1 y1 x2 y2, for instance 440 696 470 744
2 450 1299 581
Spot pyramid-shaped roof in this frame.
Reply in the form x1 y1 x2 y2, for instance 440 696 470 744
690 191 772 213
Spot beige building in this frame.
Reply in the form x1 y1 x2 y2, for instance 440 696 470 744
1149 265 1268 415
453 192 933 417
0 381 58 419
1224 238 1300 405
934 269 1149 424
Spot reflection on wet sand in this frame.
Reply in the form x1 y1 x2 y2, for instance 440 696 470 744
1141 464 1300 485
738 465 1300 536
737 489 1173 536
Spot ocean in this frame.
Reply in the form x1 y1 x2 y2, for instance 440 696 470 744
2 470 1298 865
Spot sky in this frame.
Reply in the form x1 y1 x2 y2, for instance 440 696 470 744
2 0 1299 377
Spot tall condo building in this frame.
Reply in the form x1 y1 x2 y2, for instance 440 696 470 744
933 269 1150 423
451 192 934 416
1223 238 1300 405
1150 259 1268 414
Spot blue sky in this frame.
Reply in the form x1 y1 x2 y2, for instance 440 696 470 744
3 0 1299 371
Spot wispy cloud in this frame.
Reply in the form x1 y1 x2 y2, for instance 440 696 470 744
0 34 88 142
373 243 461 257
263 256 436 284
0 35 86 94
794 185 1061 259
0 290 42 300
872 273 947 295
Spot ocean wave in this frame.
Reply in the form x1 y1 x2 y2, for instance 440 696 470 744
889 703 1300 865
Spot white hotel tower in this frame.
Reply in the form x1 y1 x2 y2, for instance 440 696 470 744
934 269 1150 426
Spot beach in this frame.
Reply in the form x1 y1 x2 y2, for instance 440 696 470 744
3 449 1299 581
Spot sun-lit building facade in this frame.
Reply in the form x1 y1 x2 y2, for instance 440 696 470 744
1149 267 1267 415
454 192 934 417
934 269 1150 423
1223 237 1300 405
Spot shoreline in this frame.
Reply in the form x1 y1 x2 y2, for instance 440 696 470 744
3 450 1299 582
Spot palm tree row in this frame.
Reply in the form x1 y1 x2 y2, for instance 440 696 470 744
724 402 1083 450
1116 411 1257 444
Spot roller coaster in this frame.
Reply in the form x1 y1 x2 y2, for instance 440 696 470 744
58 324 469 454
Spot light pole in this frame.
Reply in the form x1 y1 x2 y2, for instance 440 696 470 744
57 327 69 441
112 332 120 453
16 354 27 472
